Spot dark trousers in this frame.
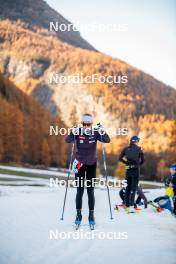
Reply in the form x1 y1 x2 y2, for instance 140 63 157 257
75 163 96 210
125 169 139 206
135 185 148 208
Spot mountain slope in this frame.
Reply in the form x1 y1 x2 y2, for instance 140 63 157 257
0 20 175 127
0 6 176 179
0 0 96 51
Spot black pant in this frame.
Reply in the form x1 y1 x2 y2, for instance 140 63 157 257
75 163 96 210
135 185 148 208
125 169 139 206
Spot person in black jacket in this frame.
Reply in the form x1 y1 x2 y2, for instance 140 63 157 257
118 184 148 209
65 113 110 225
118 136 144 213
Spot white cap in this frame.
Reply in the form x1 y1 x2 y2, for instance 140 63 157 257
81 114 93 124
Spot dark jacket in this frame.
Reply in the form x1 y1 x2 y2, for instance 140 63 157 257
164 173 176 188
65 128 110 165
119 144 144 167
171 173 176 189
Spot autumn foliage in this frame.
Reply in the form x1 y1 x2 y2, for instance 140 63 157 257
0 20 176 180
0 73 68 167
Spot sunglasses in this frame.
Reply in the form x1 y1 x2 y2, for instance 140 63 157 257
82 123 92 127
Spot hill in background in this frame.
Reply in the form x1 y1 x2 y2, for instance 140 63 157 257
0 73 68 167
0 0 176 180
0 0 96 51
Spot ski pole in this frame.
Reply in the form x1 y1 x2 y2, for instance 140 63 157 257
60 141 75 220
101 135 113 220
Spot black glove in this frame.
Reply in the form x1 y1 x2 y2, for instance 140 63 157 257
96 123 106 134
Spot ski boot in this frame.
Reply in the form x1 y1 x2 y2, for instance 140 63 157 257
75 209 82 228
88 210 96 230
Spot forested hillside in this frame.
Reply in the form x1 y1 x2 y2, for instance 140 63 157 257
0 73 68 167
0 1 176 180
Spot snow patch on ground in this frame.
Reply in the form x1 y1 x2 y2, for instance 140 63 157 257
0 182 175 264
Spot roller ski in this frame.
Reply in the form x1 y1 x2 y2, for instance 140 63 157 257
114 204 141 213
127 205 142 213
126 206 135 213
148 201 164 213
114 204 128 212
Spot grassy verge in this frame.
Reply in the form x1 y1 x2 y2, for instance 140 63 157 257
0 168 48 179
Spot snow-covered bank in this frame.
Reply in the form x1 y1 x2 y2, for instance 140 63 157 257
0 183 175 264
